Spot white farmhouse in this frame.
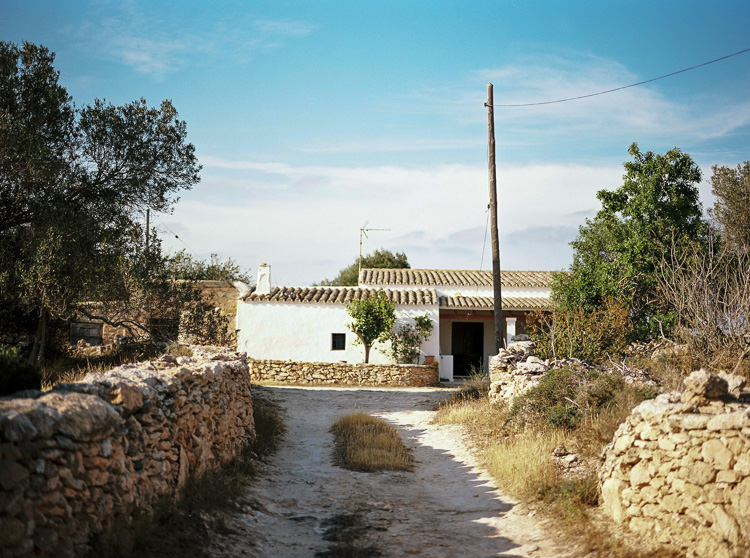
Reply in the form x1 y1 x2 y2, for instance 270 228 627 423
236 264 554 380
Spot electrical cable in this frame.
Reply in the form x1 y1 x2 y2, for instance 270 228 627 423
488 46 750 108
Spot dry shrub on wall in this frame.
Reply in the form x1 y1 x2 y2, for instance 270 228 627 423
529 299 630 362
658 242 750 377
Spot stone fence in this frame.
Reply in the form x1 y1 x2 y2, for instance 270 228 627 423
599 370 750 558
250 359 440 387
0 348 255 557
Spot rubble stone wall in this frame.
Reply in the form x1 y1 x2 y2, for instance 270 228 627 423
250 359 439 387
0 349 255 557
599 370 750 558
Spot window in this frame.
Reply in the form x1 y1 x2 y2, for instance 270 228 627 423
331 333 346 351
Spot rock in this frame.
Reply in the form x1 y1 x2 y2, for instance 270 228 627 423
37 392 120 442
601 478 626 523
681 369 728 404
510 334 530 342
0 460 29 490
0 517 26 547
0 410 37 442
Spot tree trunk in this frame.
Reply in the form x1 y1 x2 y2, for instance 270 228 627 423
29 306 47 366
364 344 371 364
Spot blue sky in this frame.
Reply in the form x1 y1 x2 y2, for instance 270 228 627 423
3 1 750 285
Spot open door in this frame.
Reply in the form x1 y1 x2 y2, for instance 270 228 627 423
451 322 484 376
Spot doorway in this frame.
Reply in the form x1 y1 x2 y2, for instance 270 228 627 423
451 322 484 376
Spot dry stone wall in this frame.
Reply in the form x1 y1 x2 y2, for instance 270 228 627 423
250 359 439 387
599 370 750 558
0 348 255 557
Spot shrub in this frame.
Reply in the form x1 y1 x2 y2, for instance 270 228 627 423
504 367 649 430
0 345 41 395
383 313 434 364
529 298 630 362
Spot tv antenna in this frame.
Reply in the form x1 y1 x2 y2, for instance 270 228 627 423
358 221 391 279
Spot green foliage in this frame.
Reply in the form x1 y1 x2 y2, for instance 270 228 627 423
346 291 396 363
553 143 707 340
709 161 750 250
179 303 235 347
0 346 41 395
0 41 200 361
319 249 409 286
384 313 434 364
529 299 630 362
506 368 631 430
167 250 251 283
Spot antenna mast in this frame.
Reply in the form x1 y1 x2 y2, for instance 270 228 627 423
358 225 391 280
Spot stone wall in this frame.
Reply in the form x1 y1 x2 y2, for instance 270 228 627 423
599 370 750 558
0 348 255 557
250 359 440 387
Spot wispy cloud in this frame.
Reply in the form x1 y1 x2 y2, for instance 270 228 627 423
400 51 750 145
71 3 314 75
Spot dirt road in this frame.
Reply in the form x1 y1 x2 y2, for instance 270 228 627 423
208 385 571 557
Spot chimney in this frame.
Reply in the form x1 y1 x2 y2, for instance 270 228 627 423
256 263 271 295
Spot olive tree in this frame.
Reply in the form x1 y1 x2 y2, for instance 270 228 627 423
346 291 396 363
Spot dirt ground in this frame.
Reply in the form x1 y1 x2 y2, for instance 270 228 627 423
208 385 575 557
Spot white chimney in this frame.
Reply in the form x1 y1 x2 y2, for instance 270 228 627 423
256 263 271 295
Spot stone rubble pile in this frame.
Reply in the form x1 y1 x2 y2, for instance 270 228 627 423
599 369 750 558
249 359 439 387
0 349 255 557
488 335 591 405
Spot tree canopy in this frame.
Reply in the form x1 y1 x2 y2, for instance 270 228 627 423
552 143 707 339
0 41 201 361
167 250 252 283
346 292 396 363
709 162 750 250
319 249 409 286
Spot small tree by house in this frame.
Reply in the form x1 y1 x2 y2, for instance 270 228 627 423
346 291 396 363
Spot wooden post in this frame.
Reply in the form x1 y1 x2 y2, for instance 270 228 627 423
486 83 504 352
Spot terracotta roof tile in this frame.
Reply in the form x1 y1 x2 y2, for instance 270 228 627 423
439 296 550 310
244 286 438 305
359 268 557 288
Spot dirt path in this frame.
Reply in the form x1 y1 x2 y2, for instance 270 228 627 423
208 385 573 557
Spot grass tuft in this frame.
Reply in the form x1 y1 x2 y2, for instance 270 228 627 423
331 413 414 472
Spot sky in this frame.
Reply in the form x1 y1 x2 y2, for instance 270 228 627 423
2 0 750 286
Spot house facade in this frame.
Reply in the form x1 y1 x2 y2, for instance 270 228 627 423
236 265 554 380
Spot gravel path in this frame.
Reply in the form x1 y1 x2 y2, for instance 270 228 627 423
208 385 572 557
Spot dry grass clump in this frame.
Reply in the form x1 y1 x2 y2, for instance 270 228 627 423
485 428 567 500
331 413 414 472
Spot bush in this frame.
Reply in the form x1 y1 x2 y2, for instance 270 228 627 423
529 298 630 362
0 345 41 395
505 367 649 430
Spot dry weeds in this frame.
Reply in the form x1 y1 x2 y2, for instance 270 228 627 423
331 413 414 472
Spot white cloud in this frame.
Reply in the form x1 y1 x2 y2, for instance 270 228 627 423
72 4 314 75
403 51 750 144
159 158 622 284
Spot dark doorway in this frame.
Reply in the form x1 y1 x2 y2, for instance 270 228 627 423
451 322 484 376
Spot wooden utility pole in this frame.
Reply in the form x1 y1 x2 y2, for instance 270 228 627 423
486 83 504 352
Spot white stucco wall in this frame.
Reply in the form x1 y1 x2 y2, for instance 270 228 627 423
359 284 549 299
237 301 440 365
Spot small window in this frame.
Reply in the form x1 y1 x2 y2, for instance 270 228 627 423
331 333 346 351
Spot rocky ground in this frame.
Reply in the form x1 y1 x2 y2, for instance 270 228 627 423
207 385 574 557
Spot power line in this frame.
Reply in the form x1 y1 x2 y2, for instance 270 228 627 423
489 46 750 108
151 213 202 260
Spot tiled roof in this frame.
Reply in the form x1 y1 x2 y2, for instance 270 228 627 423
360 269 556 288
243 286 438 305
439 296 550 311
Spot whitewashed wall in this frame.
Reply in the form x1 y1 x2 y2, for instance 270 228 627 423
361 284 550 299
237 301 440 365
